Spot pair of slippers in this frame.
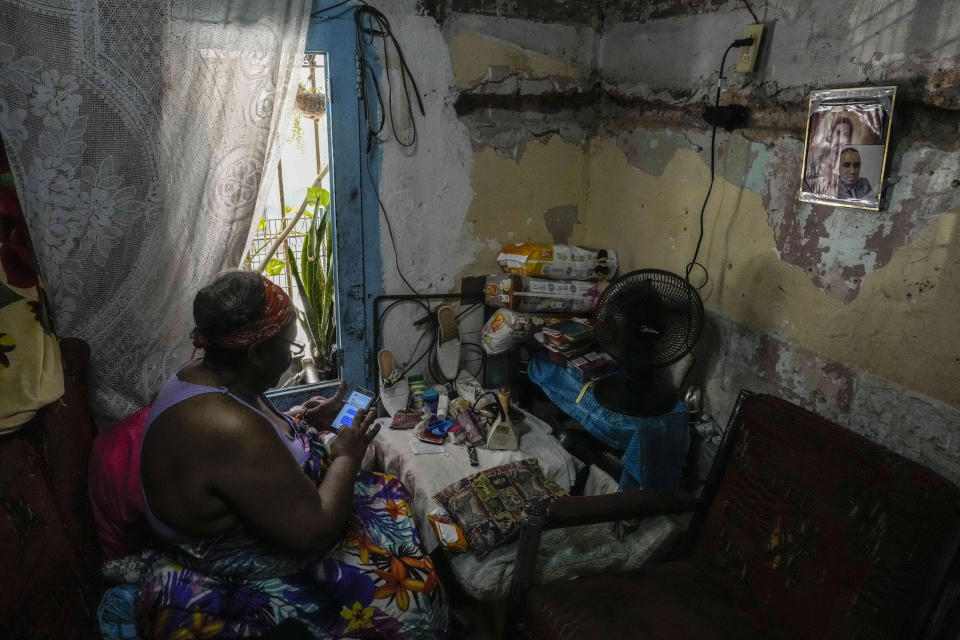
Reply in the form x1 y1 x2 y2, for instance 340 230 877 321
379 305 461 417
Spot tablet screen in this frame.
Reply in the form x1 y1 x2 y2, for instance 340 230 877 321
331 388 375 430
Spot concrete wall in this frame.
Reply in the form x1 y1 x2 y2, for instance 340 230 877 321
372 0 960 482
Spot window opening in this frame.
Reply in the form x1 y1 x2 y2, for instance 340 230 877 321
245 54 337 382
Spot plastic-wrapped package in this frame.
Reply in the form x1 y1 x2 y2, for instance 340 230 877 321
480 309 565 355
497 243 618 281
484 274 599 314
449 397 484 444
428 508 468 552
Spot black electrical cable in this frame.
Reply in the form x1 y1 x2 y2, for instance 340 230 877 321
354 5 424 147
360 10 422 148
376 298 433 376
315 2 425 295
377 296 488 393
740 0 759 23
313 1 424 147
343 3 426 295
363 158 420 295
404 327 435 373
455 303 481 322
685 41 740 289
459 342 487 381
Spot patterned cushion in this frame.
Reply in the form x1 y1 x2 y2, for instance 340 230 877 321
435 459 567 559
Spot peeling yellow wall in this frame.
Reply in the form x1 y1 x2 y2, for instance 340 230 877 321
458 137 589 279
449 31 580 89
583 137 960 407
441 17 959 413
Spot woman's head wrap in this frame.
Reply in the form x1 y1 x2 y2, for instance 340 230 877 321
191 276 294 350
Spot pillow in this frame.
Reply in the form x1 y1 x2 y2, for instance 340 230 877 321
88 406 151 563
434 458 567 559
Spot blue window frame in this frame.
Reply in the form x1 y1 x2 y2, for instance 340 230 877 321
306 1 382 390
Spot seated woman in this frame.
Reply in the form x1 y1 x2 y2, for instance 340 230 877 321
138 271 447 638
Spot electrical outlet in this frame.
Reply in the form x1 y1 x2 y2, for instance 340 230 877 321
735 24 765 73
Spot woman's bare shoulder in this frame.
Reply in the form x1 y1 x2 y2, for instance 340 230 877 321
147 391 267 453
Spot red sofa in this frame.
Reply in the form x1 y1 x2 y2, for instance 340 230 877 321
0 338 102 639
506 392 960 639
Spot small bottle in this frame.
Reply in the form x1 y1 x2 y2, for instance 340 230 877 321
408 374 427 409
300 356 321 384
422 388 439 416
435 384 450 420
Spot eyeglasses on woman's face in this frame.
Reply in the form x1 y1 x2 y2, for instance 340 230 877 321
276 336 306 356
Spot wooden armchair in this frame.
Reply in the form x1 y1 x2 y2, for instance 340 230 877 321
505 392 960 640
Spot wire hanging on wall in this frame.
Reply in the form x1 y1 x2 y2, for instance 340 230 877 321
740 0 759 23
354 5 425 148
312 1 427 296
686 39 751 290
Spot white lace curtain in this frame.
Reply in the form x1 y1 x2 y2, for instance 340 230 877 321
0 0 310 425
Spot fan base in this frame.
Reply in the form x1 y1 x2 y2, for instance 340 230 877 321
594 373 678 417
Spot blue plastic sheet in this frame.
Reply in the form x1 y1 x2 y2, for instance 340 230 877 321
528 351 689 491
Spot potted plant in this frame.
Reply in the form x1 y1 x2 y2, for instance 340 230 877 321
287 186 336 377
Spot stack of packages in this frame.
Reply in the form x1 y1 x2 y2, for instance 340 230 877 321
541 320 594 357
481 243 619 374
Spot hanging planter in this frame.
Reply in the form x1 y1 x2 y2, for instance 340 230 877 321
295 87 327 120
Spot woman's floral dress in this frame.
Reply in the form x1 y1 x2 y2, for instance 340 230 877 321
137 419 448 639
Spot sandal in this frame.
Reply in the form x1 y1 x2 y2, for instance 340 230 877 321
434 305 461 381
378 348 410 417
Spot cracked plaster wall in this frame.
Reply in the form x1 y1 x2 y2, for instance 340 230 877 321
583 0 960 480
372 0 960 480
370 4 597 370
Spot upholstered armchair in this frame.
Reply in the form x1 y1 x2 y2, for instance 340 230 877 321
505 392 960 640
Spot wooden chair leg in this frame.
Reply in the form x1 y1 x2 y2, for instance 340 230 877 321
502 499 549 640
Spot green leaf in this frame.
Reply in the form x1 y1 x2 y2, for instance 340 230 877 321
317 206 329 241
284 193 337 372
256 217 267 231
301 230 312 299
303 202 321 299
305 186 331 208
265 258 286 276
287 245 320 352
284 205 293 213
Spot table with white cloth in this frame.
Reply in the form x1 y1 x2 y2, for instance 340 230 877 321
371 410 679 601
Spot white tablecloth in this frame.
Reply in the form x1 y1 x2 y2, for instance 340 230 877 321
371 410 678 601
371 410 578 554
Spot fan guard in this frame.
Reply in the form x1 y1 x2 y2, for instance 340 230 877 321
591 269 704 416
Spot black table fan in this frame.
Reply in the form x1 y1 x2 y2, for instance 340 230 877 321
591 269 704 416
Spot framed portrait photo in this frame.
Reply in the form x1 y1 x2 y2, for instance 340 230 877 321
799 86 896 210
